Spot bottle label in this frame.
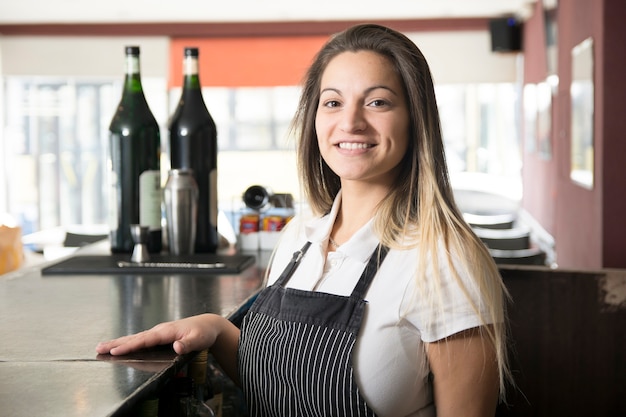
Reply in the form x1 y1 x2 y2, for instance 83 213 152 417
108 169 119 231
126 56 140 75
139 170 162 230
209 168 218 226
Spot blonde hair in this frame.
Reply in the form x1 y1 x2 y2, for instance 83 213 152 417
292 23 511 398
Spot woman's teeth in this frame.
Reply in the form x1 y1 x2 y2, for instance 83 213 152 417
338 142 372 150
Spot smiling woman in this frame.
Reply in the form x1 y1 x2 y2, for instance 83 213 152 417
286 24 511 415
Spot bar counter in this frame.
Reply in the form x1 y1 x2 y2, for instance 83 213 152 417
0 241 264 417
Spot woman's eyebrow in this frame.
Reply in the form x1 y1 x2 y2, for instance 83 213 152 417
320 87 341 95
320 85 399 96
366 85 400 96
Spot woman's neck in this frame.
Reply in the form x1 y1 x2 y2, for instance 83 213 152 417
331 182 389 245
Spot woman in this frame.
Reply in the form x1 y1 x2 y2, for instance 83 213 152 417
97 24 510 417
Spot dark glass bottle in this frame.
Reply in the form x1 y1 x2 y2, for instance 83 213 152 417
108 46 162 254
169 47 218 253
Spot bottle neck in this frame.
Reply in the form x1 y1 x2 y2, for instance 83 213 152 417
125 55 141 76
124 55 144 93
183 56 201 91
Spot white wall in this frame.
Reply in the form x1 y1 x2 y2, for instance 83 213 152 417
408 31 518 83
0 31 517 83
0 36 169 78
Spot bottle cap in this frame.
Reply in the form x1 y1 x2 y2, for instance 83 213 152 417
125 46 140 56
184 47 199 57
189 349 209 383
192 349 209 363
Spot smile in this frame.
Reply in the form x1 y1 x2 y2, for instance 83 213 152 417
337 142 374 150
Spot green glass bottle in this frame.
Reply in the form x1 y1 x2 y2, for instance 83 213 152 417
108 46 162 254
169 47 218 253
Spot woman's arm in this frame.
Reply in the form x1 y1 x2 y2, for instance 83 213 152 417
96 313 241 383
425 326 499 417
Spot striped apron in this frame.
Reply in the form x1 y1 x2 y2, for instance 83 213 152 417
238 241 389 417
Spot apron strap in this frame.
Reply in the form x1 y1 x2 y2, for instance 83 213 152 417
275 241 312 287
350 245 389 300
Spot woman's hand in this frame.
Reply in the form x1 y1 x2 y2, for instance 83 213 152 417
95 313 228 356
96 313 241 384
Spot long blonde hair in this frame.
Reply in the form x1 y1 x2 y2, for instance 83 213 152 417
292 23 511 398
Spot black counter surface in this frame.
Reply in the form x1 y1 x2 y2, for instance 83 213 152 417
0 241 263 417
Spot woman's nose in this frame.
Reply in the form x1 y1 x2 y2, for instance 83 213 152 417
339 104 367 133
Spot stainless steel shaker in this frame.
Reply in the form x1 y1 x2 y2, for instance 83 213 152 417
163 169 198 255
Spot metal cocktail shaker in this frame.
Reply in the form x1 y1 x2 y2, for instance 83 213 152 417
163 169 198 255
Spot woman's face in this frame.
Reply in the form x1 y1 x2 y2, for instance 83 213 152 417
315 50 410 188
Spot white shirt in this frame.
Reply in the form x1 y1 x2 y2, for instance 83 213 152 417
265 193 490 417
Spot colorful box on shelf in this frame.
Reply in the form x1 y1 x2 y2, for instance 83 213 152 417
238 210 293 251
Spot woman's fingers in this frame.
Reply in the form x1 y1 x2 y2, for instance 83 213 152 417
95 314 219 356
96 322 182 355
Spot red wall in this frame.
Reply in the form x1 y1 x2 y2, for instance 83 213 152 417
169 36 329 88
521 1 558 238
522 0 626 268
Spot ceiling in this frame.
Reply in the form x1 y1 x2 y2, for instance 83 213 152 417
0 0 536 25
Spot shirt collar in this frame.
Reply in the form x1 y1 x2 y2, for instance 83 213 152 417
303 190 380 264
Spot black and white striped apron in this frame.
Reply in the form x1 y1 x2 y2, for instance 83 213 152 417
238 241 389 417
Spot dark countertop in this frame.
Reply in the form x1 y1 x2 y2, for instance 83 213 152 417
0 241 264 417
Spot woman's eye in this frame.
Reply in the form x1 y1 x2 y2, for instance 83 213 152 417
369 99 388 107
323 100 341 108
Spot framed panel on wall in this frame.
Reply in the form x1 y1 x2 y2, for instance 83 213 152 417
570 37 594 189
523 83 537 154
544 0 559 76
523 81 552 159
537 81 553 159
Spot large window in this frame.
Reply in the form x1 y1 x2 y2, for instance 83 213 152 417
437 83 521 178
2 78 114 234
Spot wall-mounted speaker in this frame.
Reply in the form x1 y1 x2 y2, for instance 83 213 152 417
489 17 522 52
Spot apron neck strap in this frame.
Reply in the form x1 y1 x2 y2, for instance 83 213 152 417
350 245 389 300
275 241 312 287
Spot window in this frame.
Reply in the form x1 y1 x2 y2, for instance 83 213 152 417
1 76 167 235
